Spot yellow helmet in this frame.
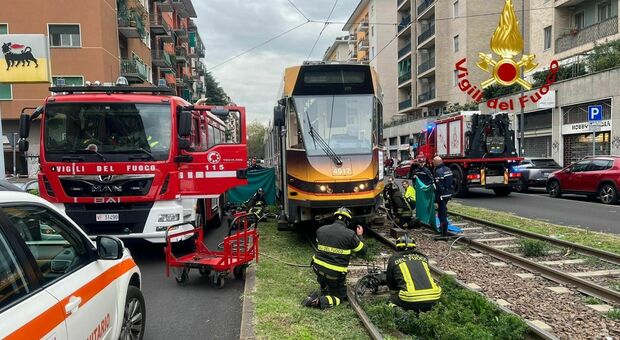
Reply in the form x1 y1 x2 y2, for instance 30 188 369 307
396 235 416 250
334 207 353 221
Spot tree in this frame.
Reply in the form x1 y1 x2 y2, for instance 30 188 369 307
247 120 268 159
204 71 230 105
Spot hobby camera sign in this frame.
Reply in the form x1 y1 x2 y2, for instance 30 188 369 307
0 34 50 83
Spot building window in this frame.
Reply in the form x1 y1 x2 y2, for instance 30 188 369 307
52 76 84 86
371 46 375 59
453 0 459 18
598 1 611 22
573 12 585 30
371 26 374 37
453 69 458 86
543 26 552 50
49 24 81 47
0 23 10 100
453 35 459 52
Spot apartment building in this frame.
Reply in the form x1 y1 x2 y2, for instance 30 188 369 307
0 0 207 175
323 0 398 122
385 0 507 159
482 0 620 166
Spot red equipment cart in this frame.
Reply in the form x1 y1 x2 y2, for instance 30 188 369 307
164 212 259 288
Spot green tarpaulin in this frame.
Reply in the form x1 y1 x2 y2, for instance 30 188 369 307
226 168 276 205
415 177 436 230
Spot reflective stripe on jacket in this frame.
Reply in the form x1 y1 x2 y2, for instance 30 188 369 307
314 220 366 274
386 252 442 303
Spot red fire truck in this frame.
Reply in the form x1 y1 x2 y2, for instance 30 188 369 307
413 111 522 197
17 82 247 243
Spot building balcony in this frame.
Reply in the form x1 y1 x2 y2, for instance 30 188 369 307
172 0 190 17
398 42 412 59
554 0 587 7
417 25 435 45
175 47 187 63
417 0 435 17
120 58 148 84
155 0 173 12
418 89 436 104
359 40 369 50
398 71 412 84
397 0 411 10
152 49 173 69
398 98 412 111
150 13 173 42
357 20 369 32
555 16 618 53
118 9 146 39
398 15 412 33
417 58 435 75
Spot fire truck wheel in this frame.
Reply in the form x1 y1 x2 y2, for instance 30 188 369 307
233 266 247 280
452 168 468 197
199 267 211 277
493 187 512 197
174 268 189 286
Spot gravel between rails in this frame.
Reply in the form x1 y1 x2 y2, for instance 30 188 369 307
405 227 620 339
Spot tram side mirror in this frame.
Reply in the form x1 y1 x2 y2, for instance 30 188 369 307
178 110 192 137
19 113 30 139
274 105 285 127
18 139 29 153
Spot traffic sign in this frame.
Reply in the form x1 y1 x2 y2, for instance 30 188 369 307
588 105 603 122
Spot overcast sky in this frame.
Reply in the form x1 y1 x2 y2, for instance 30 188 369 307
193 0 360 124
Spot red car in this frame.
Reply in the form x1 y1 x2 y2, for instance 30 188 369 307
394 160 414 178
547 156 620 204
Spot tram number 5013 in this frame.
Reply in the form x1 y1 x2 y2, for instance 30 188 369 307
332 167 352 176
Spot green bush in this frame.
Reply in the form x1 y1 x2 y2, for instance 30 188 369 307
517 239 548 257
364 276 528 339
606 308 620 320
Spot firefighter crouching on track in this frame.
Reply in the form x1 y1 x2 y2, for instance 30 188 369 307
386 235 442 312
433 156 453 237
304 207 366 309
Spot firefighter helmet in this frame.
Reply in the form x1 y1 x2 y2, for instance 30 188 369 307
396 234 416 250
334 207 353 221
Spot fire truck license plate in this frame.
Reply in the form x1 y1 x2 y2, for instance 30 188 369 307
96 214 119 222
486 176 505 184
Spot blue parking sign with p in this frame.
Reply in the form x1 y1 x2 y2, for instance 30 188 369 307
588 105 603 122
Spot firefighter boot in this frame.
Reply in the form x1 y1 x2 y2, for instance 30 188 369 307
302 291 320 308
318 295 341 309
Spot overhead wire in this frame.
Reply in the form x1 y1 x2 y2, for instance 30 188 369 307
306 0 340 60
287 0 311 22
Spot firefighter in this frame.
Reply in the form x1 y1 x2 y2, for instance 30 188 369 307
304 207 366 309
383 181 413 228
433 156 453 236
402 180 416 211
248 158 263 170
386 235 442 312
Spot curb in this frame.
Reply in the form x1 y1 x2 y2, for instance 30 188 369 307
239 265 256 340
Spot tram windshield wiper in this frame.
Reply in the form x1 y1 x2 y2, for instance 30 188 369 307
304 110 342 166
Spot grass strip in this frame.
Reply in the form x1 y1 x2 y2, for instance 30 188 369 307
253 221 369 339
450 203 620 255
364 276 528 340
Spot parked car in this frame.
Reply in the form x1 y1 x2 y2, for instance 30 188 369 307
394 160 414 178
0 180 23 192
0 191 145 340
547 156 620 204
513 158 562 193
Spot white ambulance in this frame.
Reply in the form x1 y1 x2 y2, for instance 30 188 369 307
0 190 145 340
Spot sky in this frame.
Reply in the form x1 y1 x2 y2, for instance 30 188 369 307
193 0 361 124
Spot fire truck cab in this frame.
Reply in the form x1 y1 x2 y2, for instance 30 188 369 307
17 82 247 243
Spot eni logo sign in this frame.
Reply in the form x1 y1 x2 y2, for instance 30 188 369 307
455 0 559 110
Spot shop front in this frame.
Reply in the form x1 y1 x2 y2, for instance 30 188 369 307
561 100 612 165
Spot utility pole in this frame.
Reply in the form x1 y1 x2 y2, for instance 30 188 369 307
519 0 525 157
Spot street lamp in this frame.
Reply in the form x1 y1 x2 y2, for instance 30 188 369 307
519 0 525 157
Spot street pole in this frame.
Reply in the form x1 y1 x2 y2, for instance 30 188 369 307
0 107 6 180
519 0 525 157
12 133 16 176
593 130 596 157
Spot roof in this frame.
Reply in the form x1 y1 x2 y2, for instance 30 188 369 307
322 37 350 61
183 0 197 18
47 92 188 105
343 0 369 31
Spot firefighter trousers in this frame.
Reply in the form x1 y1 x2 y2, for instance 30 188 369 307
312 265 347 309
390 294 436 313
436 197 450 236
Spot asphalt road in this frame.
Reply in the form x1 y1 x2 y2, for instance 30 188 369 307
455 188 620 234
127 221 244 340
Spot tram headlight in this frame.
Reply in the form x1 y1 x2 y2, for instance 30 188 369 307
353 186 360 192
359 183 366 190
319 185 327 192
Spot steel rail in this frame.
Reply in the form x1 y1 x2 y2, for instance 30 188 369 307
449 211 620 266
364 227 559 340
